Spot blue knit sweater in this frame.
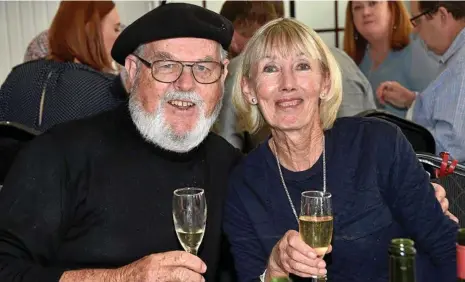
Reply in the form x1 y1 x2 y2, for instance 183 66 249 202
224 117 457 282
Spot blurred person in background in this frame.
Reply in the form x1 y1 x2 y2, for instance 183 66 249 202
217 0 375 152
23 30 49 62
0 1 125 132
217 1 280 150
378 1 465 162
344 0 440 118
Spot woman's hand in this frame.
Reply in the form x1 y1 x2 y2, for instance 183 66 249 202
266 230 330 280
376 81 416 108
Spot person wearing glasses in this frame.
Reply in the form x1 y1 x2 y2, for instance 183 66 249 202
377 1 465 163
343 1 440 118
0 3 241 282
223 17 457 282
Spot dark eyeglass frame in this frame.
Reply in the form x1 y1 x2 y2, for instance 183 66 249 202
410 5 439 27
133 54 224 84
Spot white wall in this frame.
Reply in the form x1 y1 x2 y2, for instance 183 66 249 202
0 0 347 84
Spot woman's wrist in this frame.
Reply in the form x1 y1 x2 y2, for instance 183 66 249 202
266 256 289 281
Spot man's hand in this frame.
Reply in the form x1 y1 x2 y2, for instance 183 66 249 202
432 183 459 224
376 81 416 108
118 251 206 282
60 251 206 282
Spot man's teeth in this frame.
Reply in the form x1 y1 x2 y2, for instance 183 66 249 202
168 100 195 107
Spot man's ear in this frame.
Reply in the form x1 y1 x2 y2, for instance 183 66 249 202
220 58 230 84
438 6 449 26
124 55 139 90
241 76 257 105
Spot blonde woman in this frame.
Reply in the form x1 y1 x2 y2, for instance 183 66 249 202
223 18 456 282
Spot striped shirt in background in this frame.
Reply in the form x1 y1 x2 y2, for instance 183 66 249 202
413 27 465 162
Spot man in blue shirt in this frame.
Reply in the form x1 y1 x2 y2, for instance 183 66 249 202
377 1 465 162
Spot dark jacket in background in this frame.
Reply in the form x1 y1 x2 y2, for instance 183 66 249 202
0 59 127 132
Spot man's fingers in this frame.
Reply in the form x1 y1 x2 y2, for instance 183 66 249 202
445 211 459 224
159 251 207 273
171 267 205 282
441 197 449 213
433 183 446 198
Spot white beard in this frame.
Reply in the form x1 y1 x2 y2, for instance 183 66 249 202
129 90 222 153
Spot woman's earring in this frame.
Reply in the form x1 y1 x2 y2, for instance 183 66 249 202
251 97 257 105
320 93 327 99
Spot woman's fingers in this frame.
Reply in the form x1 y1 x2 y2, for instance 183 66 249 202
276 230 327 277
286 230 317 259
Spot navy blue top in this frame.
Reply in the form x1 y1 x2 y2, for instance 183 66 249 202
223 117 457 282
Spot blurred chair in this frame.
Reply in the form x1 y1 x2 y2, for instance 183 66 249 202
356 110 436 154
0 121 40 186
417 152 465 228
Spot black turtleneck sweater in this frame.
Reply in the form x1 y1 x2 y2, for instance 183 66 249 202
0 104 242 282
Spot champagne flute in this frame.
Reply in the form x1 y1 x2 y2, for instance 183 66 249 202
299 191 333 280
172 187 207 256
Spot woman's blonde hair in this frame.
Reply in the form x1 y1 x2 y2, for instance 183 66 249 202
232 18 342 134
343 1 412 65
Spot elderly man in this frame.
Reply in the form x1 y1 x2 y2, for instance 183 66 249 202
377 1 465 162
0 3 239 282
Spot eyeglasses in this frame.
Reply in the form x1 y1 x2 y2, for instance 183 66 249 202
133 55 224 84
410 6 439 27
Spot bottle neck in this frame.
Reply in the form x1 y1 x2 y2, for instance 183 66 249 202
458 228 465 281
389 254 416 282
458 229 465 281
389 239 416 282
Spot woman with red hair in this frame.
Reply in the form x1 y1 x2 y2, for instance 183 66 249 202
343 1 440 118
0 1 125 132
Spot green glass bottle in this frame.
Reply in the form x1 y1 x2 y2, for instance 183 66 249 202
389 238 416 282
458 228 465 282
270 278 292 282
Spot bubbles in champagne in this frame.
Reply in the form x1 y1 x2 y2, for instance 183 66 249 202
176 229 205 255
299 215 333 257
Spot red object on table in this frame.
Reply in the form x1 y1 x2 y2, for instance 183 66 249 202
435 152 458 178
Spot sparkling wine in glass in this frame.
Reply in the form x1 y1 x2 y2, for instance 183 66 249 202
172 187 207 255
299 191 333 279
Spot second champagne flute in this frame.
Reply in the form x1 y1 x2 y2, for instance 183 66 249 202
299 191 333 280
172 187 207 256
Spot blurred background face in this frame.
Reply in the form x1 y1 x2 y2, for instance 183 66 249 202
410 1 445 55
245 51 326 132
101 7 121 65
351 1 392 43
230 22 263 58
230 31 249 58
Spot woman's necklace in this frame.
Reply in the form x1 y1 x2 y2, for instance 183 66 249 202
272 137 327 223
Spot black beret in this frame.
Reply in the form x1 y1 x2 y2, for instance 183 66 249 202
111 3 234 65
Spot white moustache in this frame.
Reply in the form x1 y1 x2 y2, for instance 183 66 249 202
163 91 204 106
